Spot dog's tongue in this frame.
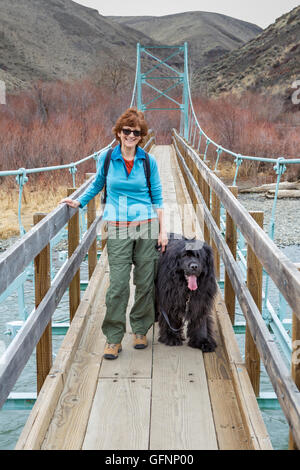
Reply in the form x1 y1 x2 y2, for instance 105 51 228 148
187 275 197 291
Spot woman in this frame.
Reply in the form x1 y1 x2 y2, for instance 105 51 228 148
61 107 167 359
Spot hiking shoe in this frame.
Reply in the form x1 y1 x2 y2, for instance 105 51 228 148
133 334 147 349
103 343 122 360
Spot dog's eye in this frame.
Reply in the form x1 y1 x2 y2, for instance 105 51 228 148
185 250 194 257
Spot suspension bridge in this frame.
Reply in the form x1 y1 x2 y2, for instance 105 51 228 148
0 44 300 450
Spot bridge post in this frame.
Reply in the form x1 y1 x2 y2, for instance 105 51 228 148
85 174 98 279
202 179 211 244
289 266 300 450
245 211 264 396
211 191 220 279
87 195 97 279
224 186 238 325
67 188 81 322
34 213 52 395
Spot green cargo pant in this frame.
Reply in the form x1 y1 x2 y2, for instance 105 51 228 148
102 219 159 344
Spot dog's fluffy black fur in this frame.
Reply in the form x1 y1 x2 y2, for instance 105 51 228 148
155 233 217 352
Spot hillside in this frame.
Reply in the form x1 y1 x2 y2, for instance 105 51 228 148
192 5 300 104
109 12 262 68
0 0 157 91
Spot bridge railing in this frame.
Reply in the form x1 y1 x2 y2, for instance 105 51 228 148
0 176 104 410
0 131 155 412
172 128 300 449
181 47 300 251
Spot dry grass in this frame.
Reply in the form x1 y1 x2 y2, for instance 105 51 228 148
0 184 69 239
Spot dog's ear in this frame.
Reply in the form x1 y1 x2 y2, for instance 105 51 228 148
202 244 215 278
174 245 185 270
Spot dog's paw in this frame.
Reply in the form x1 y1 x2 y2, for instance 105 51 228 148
158 335 183 346
188 338 217 352
200 340 217 353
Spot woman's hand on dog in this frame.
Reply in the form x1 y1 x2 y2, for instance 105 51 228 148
157 230 168 253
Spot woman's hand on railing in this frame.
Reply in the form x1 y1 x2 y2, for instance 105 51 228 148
59 198 80 208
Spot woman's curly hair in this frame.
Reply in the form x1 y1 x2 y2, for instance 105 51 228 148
112 107 148 146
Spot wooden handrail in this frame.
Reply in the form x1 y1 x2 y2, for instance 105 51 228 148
0 213 104 409
245 211 264 396
173 129 300 323
172 130 300 449
67 188 81 323
0 175 95 298
34 213 52 395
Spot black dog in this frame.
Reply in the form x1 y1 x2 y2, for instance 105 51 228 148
155 233 217 352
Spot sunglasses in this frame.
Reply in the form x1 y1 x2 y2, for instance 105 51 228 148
121 128 142 137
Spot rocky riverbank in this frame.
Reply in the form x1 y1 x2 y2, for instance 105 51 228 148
238 193 300 246
0 235 69 253
0 236 19 253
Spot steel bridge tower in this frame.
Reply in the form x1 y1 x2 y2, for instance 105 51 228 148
135 43 189 140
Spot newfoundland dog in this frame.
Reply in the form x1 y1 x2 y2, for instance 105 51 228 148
155 233 217 352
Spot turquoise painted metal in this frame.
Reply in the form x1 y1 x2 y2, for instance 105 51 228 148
135 43 189 140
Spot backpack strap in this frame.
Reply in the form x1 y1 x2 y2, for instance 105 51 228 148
102 148 153 205
143 152 153 204
102 147 113 204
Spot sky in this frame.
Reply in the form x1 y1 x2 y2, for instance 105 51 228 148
74 0 300 28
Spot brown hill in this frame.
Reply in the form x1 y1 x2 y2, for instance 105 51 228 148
0 0 157 91
109 12 262 69
192 5 300 106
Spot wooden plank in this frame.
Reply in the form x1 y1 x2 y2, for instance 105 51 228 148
34 213 52 395
41 277 109 449
99 330 153 379
99 270 153 379
203 300 254 450
203 178 211 243
173 130 300 323
172 137 274 445
289 267 300 450
87 187 97 279
173 134 300 448
150 326 218 450
0 214 104 410
150 145 217 450
206 377 251 450
245 212 264 396
0 175 95 297
83 378 151 450
154 145 182 234
224 186 238 325
211 190 220 279
169 145 198 239
15 248 108 449
214 291 272 450
170 149 256 450
68 188 81 322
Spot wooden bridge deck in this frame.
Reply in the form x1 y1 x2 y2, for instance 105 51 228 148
16 145 272 450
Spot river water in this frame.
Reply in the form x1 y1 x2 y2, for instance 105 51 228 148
0 193 299 450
